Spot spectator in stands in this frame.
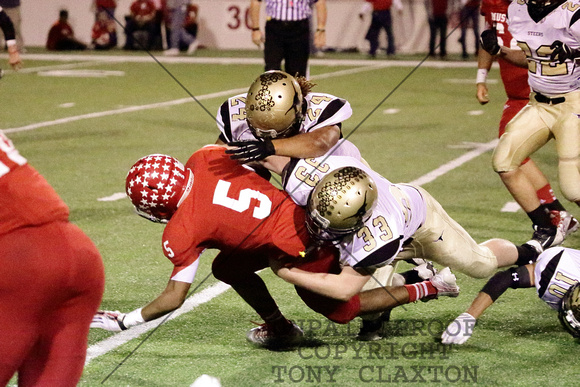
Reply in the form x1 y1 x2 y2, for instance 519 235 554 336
124 0 158 50
361 0 403 58
458 0 480 59
92 0 117 20
425 0 449 59
92 9 117 50
46 9 87 51
164 1 199 55
0 0 23 52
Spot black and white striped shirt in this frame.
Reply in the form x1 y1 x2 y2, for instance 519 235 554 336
262 0 317 21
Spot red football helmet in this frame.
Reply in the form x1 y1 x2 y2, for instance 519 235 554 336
125 154 193 223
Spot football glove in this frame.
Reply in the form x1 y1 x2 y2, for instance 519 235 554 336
480 29 501 56
550 40 580 64
91 310 128 332
226 139 276 163
441 312 477 345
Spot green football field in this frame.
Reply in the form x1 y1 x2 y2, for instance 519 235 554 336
1 49 578 386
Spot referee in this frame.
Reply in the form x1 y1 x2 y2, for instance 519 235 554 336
250 0 327 78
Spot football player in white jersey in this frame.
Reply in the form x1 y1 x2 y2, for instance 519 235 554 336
479 0 580 250
216 70 361 163
265 156 541 314
442 246 580 344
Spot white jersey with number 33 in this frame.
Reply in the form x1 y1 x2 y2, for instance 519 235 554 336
508 0 580 95
283 155 426 268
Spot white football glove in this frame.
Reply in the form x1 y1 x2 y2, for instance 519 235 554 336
441 312 477 345
91 310 128 332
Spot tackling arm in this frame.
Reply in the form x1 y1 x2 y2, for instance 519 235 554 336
441 264 535 344
272 260 371 302
272 125 340 158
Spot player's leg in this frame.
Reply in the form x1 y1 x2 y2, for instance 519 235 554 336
553 92 580 205
264 21 285 71
17 223 104 386
398 186 537 277
493 101 562 247
0 227 48 385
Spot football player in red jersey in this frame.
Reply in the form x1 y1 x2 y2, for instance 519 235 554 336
91 146 457 347
0 132 105 386
0 6 22 71
477 0 578 246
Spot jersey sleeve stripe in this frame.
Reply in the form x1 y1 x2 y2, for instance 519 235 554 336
308 99 347 132
218 102 233 142
538 250 564 298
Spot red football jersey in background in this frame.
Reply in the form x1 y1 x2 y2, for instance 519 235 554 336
480 0 529 100
0 132 69 235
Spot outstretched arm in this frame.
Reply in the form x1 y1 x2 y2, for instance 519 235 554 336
91 279 191 331
442 264 535 344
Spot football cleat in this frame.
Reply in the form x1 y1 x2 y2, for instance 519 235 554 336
414 261 437 281
429 267 460 298
246 320 303 348
550 211 579 238
357 310 391 341
531 224 565 251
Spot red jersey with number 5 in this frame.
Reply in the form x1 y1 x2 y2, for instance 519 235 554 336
162 146 310 281
0 132 69 235
480 0 529 100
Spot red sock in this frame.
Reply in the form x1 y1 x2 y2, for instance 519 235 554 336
537 184 556 204
404 281 437 302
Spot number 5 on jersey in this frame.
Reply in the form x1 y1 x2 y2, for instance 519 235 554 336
212 180 272 219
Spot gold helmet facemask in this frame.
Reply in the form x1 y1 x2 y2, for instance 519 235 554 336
306 167 378 241
245 70 304 139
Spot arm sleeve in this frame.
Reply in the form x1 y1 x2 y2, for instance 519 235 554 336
480 265 532 301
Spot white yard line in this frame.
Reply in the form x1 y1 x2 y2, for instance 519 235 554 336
85 281 231 365
2 64 394 134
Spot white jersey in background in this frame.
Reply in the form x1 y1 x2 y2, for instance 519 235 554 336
508 0 580 95
282 155 426 268
535 247 580 309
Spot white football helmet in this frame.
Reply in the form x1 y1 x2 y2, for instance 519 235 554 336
306 166 378 241
559 282 580 339
245 70 304 139
125 154 193 223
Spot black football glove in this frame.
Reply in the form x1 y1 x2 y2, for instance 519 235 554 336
550 40 579 64
480 29 501 56
226 139 276 163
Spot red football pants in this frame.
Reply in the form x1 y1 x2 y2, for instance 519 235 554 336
0 221 105 387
